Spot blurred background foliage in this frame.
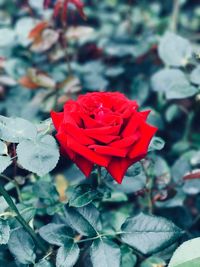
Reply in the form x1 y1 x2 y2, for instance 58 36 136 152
0 0 200 266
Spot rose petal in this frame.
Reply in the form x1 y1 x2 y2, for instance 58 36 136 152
51 111 64 131
81 112 103 128
110 132 140 148
139 110 151 120
107 158 134 184
66 134 111 167
129 122 157 159
63 123 95 145
84 131 119 144
89 144 128 157
73 155 94 177
84 124 122 136
56 133 76 159
121 111 141 137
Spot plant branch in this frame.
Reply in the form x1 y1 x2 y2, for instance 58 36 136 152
0 184 47 253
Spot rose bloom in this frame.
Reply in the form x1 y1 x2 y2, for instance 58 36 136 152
51 92 157 183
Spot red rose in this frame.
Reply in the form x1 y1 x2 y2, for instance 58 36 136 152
51 92 157 183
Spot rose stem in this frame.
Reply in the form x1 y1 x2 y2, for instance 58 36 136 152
0 184 47 253
141 161 154 214
97 166 102 186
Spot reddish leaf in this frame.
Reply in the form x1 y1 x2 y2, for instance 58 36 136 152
19 76 38 90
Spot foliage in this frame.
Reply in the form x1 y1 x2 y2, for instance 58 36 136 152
0 0 200 266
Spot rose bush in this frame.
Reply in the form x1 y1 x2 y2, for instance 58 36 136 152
51 92 157 183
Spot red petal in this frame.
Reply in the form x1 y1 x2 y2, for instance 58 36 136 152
74 155 93 177
139 110 151 120
121 111 141 137
110 132 140 148
84 131 119 144
106 158 134 184
88 145 128 157
129 122 157 159
63 123 95 145
51 111 64 131
84 124 122 136
66 134 111 167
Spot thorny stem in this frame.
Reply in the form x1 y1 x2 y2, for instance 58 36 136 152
141 160 154 214
0 184 47 253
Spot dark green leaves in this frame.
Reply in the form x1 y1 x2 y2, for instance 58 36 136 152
90 238 121 267
8 228 36 264
121 245 137 267
0 219 10 244
17 134 59 176
64 204 101 236
39 223 73 246
168 238 200 267
120 213 183 255
56 241 80 267
69 184 102 207
158 32 192 67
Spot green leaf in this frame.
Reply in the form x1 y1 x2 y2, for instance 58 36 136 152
0 219 10 244
15 17 36 47
148 137 165 151
140 256 166 267
15 204 36 224
158 32 192 67
33 180 59 204
120 213 183 255
17 135 59 176
39 223 73 246
0 196 9 213
0 140 8 155
168 238 200 267
56 241 80 267
69 184 102 207
103 191 128 203
0 155 12 173
105 162 146 194
64 204 101 236
0 116 37 143
121 245 137 267
8 228 36 264
151 69 198 99
190 66 200 85
130 76 149 105
4 58 30 80
0 28 16 47
90 238 121 267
